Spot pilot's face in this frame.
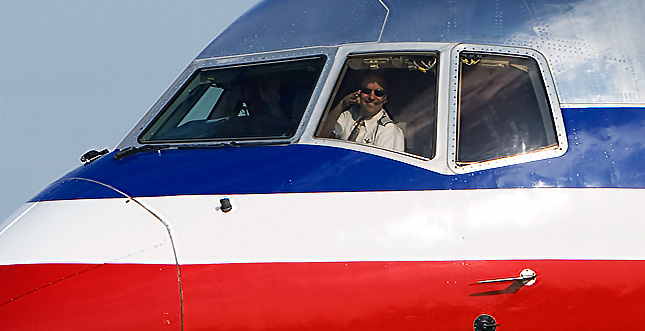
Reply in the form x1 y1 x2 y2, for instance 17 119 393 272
358 81 387 119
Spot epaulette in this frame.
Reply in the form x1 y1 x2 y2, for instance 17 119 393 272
377 114 394 126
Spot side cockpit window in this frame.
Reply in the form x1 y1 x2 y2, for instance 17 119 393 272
140 57 325 143
457 53 557 163
316 53 438 159
449 46 566 172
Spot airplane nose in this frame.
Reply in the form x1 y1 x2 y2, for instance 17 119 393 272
0 180 183 329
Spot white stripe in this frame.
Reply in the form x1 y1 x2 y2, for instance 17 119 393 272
0 198 176 265
140 188 645 263
3 188 644 265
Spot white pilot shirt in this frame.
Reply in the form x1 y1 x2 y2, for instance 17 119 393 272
332 106 404 152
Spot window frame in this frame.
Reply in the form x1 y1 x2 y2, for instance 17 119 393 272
117 47 335 151
313 51 440 159
302 43 455 175
117 43 568 176
138 56 327 144
447 44 568 174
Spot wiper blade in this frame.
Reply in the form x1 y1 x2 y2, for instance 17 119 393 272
114 142 238 160
176 140 290 149
114 144 172 160
115 140 285 159
178 141 241 149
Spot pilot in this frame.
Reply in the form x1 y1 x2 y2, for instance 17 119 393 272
242 77 285 118
321 74 404 151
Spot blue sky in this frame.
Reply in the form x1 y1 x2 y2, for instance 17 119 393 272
0 1 259 220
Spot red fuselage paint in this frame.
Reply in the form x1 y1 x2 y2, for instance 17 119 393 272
2 260 644 330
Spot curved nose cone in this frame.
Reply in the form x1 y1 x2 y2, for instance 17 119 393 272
0 178 182 330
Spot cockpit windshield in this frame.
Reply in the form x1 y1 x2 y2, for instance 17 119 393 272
140 57 325 143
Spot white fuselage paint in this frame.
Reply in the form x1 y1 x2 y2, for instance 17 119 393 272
1 188 643 266
0 198 175 265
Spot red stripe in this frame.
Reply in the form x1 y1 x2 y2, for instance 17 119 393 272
181 261 467 330
179 260 645 330
0 264 181 330
2 260 644 330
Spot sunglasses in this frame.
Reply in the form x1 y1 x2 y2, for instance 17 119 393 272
360 87 386 97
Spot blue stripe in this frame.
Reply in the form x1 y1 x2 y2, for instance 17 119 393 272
31 107 645 202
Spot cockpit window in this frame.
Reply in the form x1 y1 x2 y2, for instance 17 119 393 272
316 53 438 158
456 53 557 163
140 57 325 143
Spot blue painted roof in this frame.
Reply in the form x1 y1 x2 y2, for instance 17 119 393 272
197 0 645 103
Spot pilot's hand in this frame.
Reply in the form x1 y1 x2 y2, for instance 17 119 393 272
340 90 360 108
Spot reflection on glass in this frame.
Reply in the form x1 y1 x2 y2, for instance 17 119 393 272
457 53 557 163
140 57 325 143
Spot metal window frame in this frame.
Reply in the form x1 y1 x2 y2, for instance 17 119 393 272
301 42 456 175
117 42 568 176
447 44 568 174
117 47 337 151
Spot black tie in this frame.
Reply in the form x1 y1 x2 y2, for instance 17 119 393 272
348 118 364 142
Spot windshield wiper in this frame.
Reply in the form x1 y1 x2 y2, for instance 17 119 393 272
115 140 287 160
114 144 173 160
114 142 239 160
